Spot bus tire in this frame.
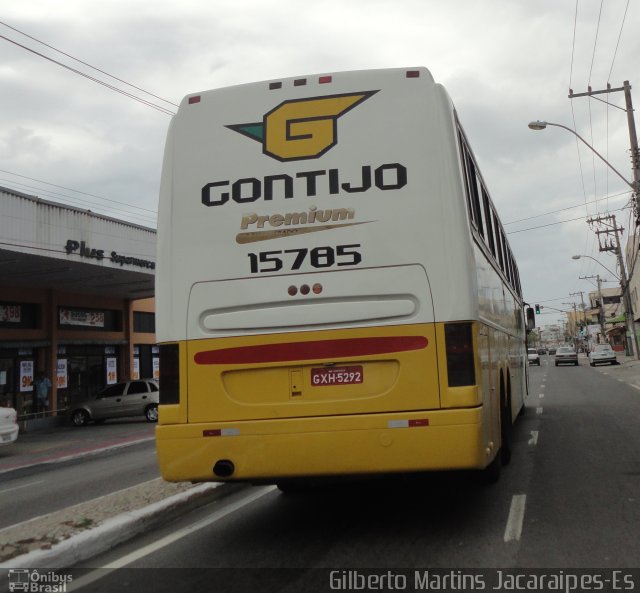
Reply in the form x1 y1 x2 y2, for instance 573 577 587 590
500 376 513 466
483 449 502 483
501 399 513 466
276 480 311 494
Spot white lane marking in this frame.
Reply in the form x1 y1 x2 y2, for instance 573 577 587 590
631 384 640 392
528 431 539 446
68 486 276 590
536 407 543 415
539 393 545 399
504 494 527 542
0 480 44 496
540 384 545 390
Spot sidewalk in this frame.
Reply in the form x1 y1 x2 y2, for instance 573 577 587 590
0 420 156 474
0 421 224 569
588 353 640 390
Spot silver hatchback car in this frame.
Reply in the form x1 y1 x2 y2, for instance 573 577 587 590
555 346 579 366
70 379 159 426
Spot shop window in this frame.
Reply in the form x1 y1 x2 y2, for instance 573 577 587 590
133 312 156 333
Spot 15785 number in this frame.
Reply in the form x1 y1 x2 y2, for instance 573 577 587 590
248 244 362 274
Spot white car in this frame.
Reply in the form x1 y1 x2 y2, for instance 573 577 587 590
527 348 540 366
588 344 618 366
0 407 19 446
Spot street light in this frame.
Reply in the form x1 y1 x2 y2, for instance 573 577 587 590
528 121 637 192
571 254 639 358
531 119 640 358
571 254 619 280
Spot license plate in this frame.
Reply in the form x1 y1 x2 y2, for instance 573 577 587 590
311 366 363 386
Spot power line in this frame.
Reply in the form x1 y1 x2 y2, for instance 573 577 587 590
506 205 627 235
0 178 157 226
607 0 630 82
569 0 579 89
0 169 157 214
586 1 604 206
0 34 175 116
503 189 630 226
569 103 590 216
0 20 178 108
588 0 604 85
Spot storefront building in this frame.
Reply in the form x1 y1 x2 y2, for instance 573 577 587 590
0 187 157 416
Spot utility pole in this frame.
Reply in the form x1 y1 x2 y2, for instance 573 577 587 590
569 291 590 328
580 275 607 343
569 81 640 221
586 213 639 358
563 301 580 351
622 81 640 217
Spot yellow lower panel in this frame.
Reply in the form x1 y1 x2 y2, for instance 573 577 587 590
156 407 490 482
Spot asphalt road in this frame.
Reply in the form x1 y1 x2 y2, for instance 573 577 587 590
0 355 630 593
58 354 640 592
0 428 158 530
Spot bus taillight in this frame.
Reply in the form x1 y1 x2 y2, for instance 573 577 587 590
159 344 180 404
445 323 476 387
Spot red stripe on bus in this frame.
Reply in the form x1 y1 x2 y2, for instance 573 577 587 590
194 336 428 365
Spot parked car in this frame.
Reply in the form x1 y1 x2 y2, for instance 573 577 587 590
537 348 546 355
527 348 541 366
588 344 618 366
555 346 578 366
69 379 159 426
0 406 19 446
548 347 557 355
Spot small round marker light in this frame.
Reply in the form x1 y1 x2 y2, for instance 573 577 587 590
288 286 298 296
312 283 323 294
300 284 310 295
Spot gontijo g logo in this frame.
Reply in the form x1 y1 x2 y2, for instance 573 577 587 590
226 91 378 162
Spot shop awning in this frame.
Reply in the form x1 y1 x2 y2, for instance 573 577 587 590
606 314 626 324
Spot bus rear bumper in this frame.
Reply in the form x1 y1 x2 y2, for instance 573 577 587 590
155 407 491 482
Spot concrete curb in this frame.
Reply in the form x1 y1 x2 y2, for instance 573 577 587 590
0 436 155 476
0 482 221 570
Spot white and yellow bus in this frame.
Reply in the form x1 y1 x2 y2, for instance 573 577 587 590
155 67 533 486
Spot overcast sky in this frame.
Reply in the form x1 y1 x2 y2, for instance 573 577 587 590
1 0 638 327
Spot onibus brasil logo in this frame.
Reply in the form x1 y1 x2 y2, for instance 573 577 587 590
226 91 378 162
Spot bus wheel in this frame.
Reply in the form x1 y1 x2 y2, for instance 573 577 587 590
501 397 513 466
483 449 502 483
277 481 311 494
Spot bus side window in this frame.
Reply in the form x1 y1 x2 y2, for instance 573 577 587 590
492 211 504 271
481 187 496 257
466 156 485 240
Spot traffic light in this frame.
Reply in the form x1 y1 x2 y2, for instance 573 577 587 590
535 304 540 314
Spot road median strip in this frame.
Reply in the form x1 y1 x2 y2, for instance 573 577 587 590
0 478 220 568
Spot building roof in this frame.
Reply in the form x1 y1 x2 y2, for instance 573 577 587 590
1 187 156 299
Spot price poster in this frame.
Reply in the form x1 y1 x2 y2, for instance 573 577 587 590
106 357 117 385
20 360 34 392
152 357 160 380
57 359 68 389
132 358 140 380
